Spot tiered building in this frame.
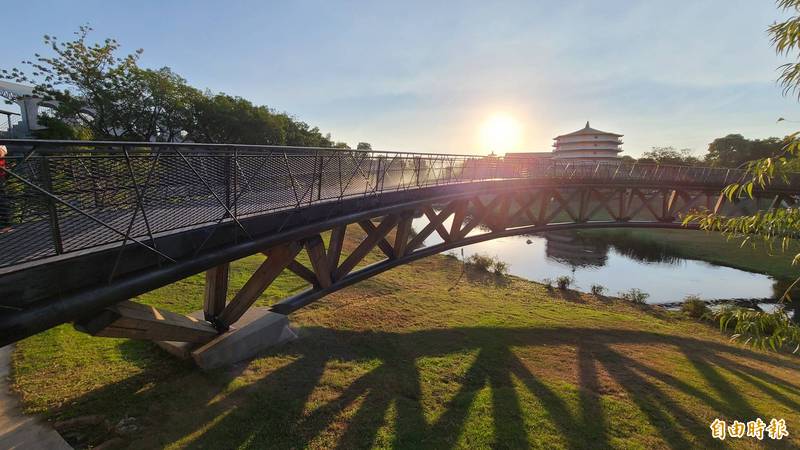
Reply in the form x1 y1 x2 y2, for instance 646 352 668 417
505 122 624 161
551 122 623 159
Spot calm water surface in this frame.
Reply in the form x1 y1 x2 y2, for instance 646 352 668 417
412 216 775 304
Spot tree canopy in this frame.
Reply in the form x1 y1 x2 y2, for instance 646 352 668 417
638 147 700 166
705 134 785 168
633 137 786 168
1 25 351 147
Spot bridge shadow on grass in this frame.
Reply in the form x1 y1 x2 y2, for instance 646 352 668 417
78 326 800 449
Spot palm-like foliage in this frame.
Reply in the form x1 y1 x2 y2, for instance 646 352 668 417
682 0 800 353
715 306 800 353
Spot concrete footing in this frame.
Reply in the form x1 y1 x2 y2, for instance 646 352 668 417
156 308 297 369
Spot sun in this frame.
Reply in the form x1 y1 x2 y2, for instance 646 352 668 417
479 113 522 154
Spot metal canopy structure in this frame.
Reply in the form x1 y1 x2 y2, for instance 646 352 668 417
0 109 20 137
0 139 797 347
0 81 38 136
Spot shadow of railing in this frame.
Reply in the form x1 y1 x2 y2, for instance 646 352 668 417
54 325 800 448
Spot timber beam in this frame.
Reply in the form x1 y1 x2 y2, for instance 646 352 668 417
203 263 229 322
305 235 333 288
75 301 218 343
394 212 415 257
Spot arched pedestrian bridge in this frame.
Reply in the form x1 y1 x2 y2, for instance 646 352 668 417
0 139 797 355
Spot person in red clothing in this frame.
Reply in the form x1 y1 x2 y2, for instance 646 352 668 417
0 145 10 233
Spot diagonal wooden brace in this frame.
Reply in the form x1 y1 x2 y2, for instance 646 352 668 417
218 242 302 327
334 214 399 280
305 235 332 288
358 219 396 259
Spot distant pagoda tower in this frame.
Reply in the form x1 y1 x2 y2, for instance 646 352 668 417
552 122 623 159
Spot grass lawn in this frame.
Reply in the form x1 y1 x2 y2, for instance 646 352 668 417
11 228 800 449
576 228 799 281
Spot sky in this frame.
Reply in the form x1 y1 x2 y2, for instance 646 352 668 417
2 0 799 157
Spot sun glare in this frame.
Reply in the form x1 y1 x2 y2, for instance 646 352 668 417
479 114 522 154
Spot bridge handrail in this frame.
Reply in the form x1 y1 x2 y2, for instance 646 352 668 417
0 139 791 270
0 138 483 158
0 138 779 179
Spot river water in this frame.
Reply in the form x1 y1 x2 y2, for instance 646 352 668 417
411 216 777 305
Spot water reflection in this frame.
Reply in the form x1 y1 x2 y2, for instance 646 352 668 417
544 231 608 268
411 215 777 305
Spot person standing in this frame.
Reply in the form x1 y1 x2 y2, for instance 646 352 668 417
0 145 10 233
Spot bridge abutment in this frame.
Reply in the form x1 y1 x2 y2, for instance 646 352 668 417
157 308 297 369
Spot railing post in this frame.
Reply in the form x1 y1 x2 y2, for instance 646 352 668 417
415 156 421 187
366 156 374 194
39 152 64 255
316 152 324 201
309 151 317 204
223 148 232 211
376 155 383 193
90 153 102 208
232 149 238 218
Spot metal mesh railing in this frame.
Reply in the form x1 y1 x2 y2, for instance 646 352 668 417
0 139 787 269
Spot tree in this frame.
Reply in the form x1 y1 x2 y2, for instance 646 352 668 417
138 67 199 141
705 134 784 168
639 146 700 165
272 114 349 148
186 93 285 144
1 25 201 141
1 26 347 147
684 0 800 352
356 142 372 150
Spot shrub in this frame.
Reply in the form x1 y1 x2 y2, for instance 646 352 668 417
590 284 606 296
681 295 710 319
556 275 574 290
541 278 554 289
465 253 510 281
620 288 649 304
466 253 495 272
715 306 800 354
492 260 510 277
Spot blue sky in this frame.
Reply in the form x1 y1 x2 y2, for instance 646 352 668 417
3 0 799 156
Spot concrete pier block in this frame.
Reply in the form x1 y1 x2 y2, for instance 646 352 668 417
156 307 296 369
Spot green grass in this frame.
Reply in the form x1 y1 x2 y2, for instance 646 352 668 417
577 228 800 281
11 229 800 449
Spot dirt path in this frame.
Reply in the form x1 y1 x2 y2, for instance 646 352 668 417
0 345 71 449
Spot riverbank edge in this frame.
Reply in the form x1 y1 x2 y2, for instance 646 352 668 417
575 228 799 281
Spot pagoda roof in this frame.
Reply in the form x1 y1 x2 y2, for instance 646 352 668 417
553 138 622 146
553 147 622 153
554 122 623 139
